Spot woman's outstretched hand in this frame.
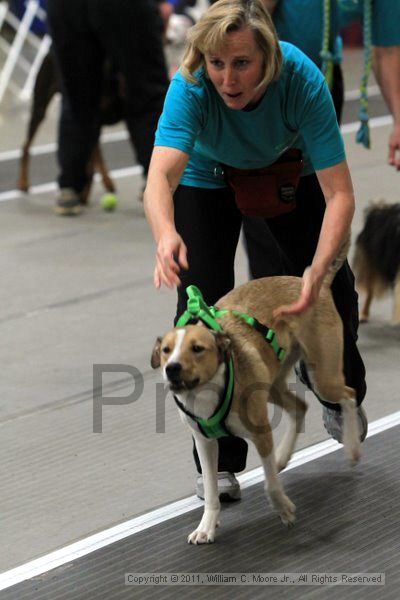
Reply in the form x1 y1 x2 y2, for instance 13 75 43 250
273 267 323 318
154 231 188 289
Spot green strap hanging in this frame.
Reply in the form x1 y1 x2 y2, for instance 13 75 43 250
356 0 372 149
321 0 334 89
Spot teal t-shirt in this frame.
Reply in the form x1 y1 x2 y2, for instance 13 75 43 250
155 42 345 189
273 0 341 67
338 0 400 46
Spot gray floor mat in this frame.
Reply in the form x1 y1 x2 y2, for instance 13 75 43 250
3 425 399 600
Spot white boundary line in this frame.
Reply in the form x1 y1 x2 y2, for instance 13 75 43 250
0 114 393 204
1 410 400 592
341 114 392 135
0 129 129 162
344 84 380 102
0 165 143 203
0 103 389 164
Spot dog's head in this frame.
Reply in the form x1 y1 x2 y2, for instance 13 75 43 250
151 325 231 392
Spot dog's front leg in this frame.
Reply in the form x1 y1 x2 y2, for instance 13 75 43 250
252 430 296 527
188 435 220 544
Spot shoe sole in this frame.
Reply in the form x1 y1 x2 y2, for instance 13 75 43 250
196 491 241 502
54 205 82 216
219 491 241 502
323 406 368 443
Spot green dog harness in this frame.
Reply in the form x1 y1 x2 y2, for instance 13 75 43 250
173 286 286 439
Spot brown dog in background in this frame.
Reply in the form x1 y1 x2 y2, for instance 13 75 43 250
353 202 400 324
17 50 123 204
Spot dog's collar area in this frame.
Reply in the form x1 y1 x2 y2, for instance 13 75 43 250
176 285 286 361
173 357 234 439
172 285 286 440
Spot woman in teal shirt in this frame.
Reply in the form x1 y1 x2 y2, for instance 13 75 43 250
144 0 367 498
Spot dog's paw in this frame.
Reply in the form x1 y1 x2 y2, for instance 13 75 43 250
187 510 220 544
270 490 296 527
187 528 215 544
279 496 296 528
346 442 361 467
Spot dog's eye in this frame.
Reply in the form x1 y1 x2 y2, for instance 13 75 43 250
162 346 171 354
192 345 205 354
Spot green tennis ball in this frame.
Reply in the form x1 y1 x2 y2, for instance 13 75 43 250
100 193 118 211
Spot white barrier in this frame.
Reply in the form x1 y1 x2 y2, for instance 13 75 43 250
0 0 48 104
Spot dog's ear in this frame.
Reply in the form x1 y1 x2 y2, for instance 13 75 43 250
214 331 231 362
150 336 162 369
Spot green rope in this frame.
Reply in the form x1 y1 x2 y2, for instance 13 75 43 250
356 0 372 149
321 0 334 88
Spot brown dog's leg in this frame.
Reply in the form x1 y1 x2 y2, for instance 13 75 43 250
17 52 59 192
393 271 400 325
252 415 296 527
80 150 95 205
267 348 307 472
250 397 296 527
305 340 361 465
80 143 115 205
270 383 307 472
17 144 32 193
93 143 116 193
360 285 373 323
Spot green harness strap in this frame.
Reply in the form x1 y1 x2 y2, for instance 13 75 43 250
174 286 286 439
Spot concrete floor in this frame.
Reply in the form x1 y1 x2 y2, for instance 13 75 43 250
0 48 399 574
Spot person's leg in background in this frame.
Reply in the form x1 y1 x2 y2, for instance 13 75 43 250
331 63 344 124
57 94 101 197
174 185 248 499
91 0 170 177
242 215 292 278
46 0 104 214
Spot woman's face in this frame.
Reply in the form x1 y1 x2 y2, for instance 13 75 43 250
204 26 266 110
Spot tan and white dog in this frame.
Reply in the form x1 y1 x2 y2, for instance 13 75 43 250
151 276 362 544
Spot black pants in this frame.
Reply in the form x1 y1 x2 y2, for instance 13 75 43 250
174 175 366 473
243 173 366 408
47 0 169 193
242 64 345 280
174 186 248 473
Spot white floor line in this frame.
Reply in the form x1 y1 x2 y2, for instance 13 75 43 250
344 84 380 102
341 113 393 134
1 409 400 592
0 85 381 163
0 128 129 162
0 113 393 204
0 164 143 203
0 108 389 164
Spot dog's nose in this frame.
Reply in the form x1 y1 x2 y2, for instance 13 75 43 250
166 362 182 380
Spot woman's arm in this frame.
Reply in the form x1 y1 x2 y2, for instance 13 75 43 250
372 45 400 170
143 146 190 289
274 160 355 317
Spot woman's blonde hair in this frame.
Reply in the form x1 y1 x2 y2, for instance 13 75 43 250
181 0 282 89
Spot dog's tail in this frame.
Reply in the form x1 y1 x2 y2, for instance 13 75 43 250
321 231 351 289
